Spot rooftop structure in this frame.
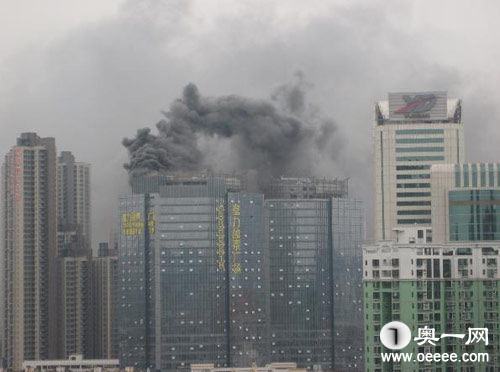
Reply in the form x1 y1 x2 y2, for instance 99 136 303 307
190 362 306 372
23 355 119 372
129 171 245 194
375 94 462 125
264 176 349 199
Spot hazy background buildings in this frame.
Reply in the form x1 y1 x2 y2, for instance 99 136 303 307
2 0 500 244
1 135 117 371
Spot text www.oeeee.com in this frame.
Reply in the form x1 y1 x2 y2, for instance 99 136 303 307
381 352 489 363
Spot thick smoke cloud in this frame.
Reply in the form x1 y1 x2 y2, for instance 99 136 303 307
123 73 339 186
4 0 500 243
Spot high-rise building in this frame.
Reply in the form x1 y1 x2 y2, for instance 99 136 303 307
118 177 264 370
59 256 90 358
1 133 58 370
265 197 364 371
91 244 118 359
330 198 365 369
57 151 91 255
117 174 364 371
363 240 500 371
56 151 92 358
373 92 464 241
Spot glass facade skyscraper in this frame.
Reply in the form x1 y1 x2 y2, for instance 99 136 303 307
118 193 155 369
117 175 364 371
266 199 333 367
118 178 270 370
152 181 228 370
266 198 364 371
227 192 270 367
449 190 500 242
331 199 364 369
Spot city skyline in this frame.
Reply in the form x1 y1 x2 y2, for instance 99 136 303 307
2 1 500 372
2 0 500 246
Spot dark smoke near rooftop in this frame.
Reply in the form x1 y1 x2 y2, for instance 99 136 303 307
123 73 340 188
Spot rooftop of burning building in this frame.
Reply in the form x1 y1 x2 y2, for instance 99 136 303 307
129 171 350 199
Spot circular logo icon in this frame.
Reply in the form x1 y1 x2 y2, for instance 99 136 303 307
380 321 411 350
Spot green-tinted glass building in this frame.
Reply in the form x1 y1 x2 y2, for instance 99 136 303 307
449 190 500 242
431 162 500 244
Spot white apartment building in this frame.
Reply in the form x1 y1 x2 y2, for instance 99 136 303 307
1 133 58 370
373 91 464 242
363 240 500 282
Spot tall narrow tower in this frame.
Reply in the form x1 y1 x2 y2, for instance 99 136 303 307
57 151 91 255
373 92 464 242
56 151 92 358
1 133 58 370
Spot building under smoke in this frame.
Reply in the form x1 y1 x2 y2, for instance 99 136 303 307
129 171 245 194
264 176 348 199
122 78 341 192
118 177 268 370
118 77 360 371
116 174 364 371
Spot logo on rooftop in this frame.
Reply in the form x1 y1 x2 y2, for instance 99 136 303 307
395 94 436 115
389 91 447 121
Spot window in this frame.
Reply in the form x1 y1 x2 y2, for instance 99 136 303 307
397 218 431 224
481 163 486 187
454 164 461 187
397 201 431 206
463 164 469 187
472 164 478 187
482 247 498 256
397 192 431 197
443 259 451 278
395 129 444 135
396 156 445 162
396 183 431 189
396 137 444 144
397 210 431 215
397 174 430 179
396 165 431 171
395 147 444 152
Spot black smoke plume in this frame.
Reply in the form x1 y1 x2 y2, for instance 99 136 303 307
123 73 340 186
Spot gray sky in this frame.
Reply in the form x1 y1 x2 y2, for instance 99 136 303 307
1 0 500 244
